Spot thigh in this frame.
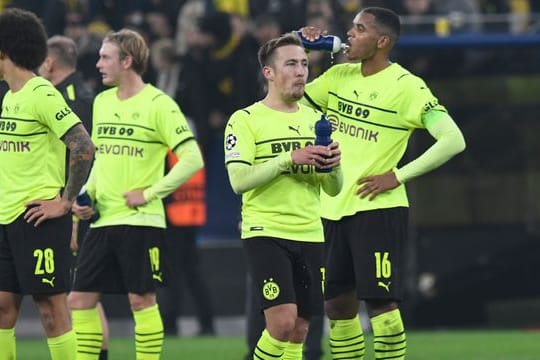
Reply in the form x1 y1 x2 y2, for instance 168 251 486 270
349 207 408 301
323 218 356 301
2 212 71 295
243 237 296 311
72 227 124 293
294 242 324 320
117 226 166 294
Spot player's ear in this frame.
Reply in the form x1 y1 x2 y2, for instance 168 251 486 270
0 51 5 60
377 35 390 49
121 55 133 70
262 65 273 81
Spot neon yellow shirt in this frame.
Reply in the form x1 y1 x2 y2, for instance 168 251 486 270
0 77 81 224
303 62 447 220
88 84 195 228
224 101 327 242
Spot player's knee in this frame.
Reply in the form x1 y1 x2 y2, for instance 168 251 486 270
266 313 296 340
324 295 358 320
365 299 398 318
67 291 98 310
128 292 156 312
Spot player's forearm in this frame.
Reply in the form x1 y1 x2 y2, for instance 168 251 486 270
395 115 466 184
320 166 343 196
143 140 204 201
227 152 292 194
63 124 95 203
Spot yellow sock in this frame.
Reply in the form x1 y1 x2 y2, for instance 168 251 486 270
72 307 103 360
282 341 303 360
47 329 77 360
371 309 406 360
329 317 365 360
133 304 164 360
253 329 287 360
0 328 16 360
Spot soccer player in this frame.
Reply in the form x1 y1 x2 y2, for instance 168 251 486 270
300 7 466 360
69 29 204 360
39 35 110 360
224 32 342 360
0 8 95 360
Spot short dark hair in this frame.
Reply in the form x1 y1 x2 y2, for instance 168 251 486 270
47 35 78 69
0 8 48 70
257 32 303 68
103 29 149 75
363 7 401 40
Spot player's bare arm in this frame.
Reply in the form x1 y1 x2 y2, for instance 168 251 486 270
25 124 94 226
63 124 95 200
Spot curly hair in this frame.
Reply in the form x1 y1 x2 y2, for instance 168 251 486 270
0 8 48 70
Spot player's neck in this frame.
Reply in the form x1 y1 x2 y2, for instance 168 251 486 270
4 65 34 92
360 56 392 77
262 95 299 113
117 73 146 100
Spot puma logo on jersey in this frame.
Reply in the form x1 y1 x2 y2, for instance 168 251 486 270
377 281 391 292
42 277 55 287
153 273 163 283
288 125 300 135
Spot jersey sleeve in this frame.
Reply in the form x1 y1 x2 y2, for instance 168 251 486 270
34 86 81 138
224 109 255 166
154 95 195 150
399 76 447 129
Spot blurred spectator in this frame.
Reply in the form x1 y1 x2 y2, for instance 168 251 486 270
7 0 67 35
87 0 143 30
250 0 308 32
196 11 260 148
175 0 207 57
477 0 511 32
64 12 106 93
211 0 249 17
151 38 181 98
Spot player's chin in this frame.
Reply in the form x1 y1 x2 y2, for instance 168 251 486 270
290 88 304 100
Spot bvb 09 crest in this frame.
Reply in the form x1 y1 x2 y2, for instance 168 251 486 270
262 278 280 300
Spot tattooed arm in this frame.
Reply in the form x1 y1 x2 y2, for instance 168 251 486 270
62 124 95 202
25 124 95 226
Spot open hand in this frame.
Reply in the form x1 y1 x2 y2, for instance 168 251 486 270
24 195 71 227
356 171 400 201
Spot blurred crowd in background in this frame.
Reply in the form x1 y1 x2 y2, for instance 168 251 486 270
0 0 537 156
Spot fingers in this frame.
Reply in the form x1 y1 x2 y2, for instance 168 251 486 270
24 206 47 226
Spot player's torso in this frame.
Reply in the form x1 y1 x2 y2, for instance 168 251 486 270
324 66 414 178
0 80 72 223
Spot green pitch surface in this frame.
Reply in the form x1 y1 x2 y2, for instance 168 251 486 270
16 330 540 359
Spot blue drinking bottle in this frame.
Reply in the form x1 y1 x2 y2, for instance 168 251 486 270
314 115 333 173
296 31 346 53
76 191 100 223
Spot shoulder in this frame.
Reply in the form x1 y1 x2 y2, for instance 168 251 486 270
326 63 361 78
95 87 117 103
29 77 59 98
298 103 321 117
145 84 178 109
391 63 429 90
230 102 260 120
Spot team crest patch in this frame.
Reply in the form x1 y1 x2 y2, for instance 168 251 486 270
262 278 280 300
225 133 237 150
